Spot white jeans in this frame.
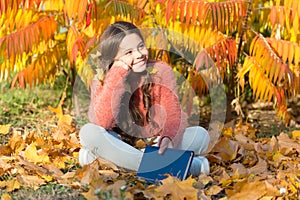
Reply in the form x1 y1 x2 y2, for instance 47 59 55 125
79 123 210 171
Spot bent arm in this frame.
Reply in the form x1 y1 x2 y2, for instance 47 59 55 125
88 65 128 129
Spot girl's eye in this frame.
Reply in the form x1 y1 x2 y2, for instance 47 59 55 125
138 43 145 49
125 50 133 55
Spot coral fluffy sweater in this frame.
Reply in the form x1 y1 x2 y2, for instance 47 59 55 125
88 60 188 147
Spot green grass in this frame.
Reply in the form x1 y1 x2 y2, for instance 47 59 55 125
0 183 86 200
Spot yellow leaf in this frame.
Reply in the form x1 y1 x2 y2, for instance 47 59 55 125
25 143 50 164
222 127 233 137
292 130 300 139
1 193 12 200
293 11 299 37
82 21 95 38
41 175 53 182
5 179 21 192
0 124 11 135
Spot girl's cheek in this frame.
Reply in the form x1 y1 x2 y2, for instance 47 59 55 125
122 56 133 66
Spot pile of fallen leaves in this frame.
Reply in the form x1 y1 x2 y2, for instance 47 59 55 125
0 104 300 199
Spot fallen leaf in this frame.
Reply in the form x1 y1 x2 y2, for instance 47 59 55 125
8 131 25 154
0 159 13 176
0 145 12 156
292 130 300 140
5 179 21 192
75 164 101 185
211 137 239 161
24 143 50 164
0 193 12 200
17 174 46 190
205 185 223 196
277 133 300 155
227 180 267 200
155 176 198 200
0 124 11 135
230 163 248 178
248 156 268 175
222 127 233 137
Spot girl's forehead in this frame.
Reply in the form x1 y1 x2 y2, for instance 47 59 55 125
119 33 143 50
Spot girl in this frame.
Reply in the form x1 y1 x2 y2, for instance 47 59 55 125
78 21 210 176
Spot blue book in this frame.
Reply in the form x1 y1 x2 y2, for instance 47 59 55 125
136 146 194 184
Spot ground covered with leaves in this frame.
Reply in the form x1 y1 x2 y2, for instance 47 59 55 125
0 83 300 200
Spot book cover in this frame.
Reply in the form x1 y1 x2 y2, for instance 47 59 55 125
136 146 194 184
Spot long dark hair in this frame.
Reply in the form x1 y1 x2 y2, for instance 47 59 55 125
97 21 156 145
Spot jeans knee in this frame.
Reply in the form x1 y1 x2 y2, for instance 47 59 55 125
79 123 106 146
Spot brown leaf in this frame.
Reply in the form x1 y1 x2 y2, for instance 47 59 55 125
75 164 101 185
211 137 239 161
0 159 13 176
227 180 267 200
17 174 46 190
17 156 52 176
0 145 12 156
234 133 256 151
230 163 248 178
277 132 300 155
155 176 198 200
205 185 223 196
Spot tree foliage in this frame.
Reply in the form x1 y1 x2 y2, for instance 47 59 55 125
0 0 299 121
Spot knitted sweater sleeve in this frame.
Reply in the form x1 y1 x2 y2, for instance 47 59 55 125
88 65 128 129
155 62 188 147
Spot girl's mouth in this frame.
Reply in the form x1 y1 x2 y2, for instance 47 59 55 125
132 57 147 67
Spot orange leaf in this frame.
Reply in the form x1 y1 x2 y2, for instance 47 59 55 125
155 176 198 200
165 0 172 24
180 1 185 23
172 0 179 22
185 1 192 26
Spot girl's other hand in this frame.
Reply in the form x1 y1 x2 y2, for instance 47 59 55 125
158 137 173 154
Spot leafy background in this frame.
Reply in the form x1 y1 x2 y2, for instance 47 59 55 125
0 0 300 199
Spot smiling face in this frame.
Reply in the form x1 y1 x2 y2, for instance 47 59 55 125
115 33 148 73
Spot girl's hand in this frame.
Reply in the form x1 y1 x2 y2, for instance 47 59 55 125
113 58 132 71
158 137 173 154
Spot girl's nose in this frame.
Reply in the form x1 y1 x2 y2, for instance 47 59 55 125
132 49 143 58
